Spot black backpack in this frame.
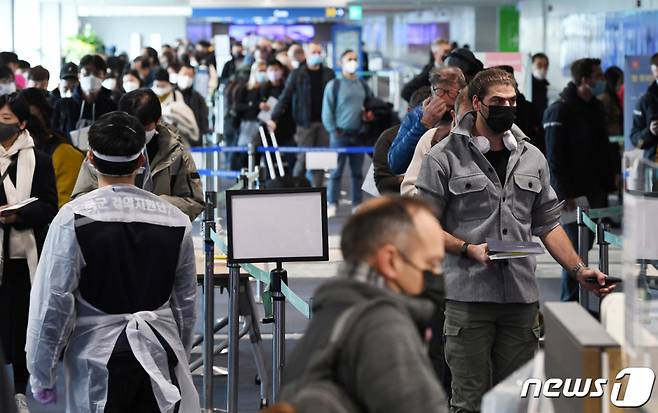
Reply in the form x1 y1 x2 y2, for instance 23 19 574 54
331 79 397 146
280 298 397 413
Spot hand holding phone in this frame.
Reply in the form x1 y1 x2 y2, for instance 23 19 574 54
586 275 622 288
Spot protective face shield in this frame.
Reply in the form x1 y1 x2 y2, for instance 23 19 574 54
177 75 194 90
0 82 16 96
480 103 516 134
102 78 117 91
80 75 103 95
343 60 359 74
123 81 139 93
0 123 21 142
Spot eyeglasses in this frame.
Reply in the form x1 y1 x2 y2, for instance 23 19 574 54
432 86 459 99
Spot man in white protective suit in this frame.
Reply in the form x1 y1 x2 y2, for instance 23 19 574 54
25 111 200 413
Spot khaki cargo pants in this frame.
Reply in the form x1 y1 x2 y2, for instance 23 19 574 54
444 300 541 413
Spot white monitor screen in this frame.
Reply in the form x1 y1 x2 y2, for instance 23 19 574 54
226 189 329 263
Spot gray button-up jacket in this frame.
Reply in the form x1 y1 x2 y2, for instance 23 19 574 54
416 113 562 304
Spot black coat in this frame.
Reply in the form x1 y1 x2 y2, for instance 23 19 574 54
373 124 402 194
262 82 296 146
0 148 58 257
271 65 334 128
531 76 549 119
52 86 117 136
401 63 433 103
515 91 545 154
630 81 658 160
543 82 616 200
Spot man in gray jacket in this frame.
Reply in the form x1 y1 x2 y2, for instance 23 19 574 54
72 89 204 220
282 196 449 412
416 68 616 412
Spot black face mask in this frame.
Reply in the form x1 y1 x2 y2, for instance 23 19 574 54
419 270 445 302
0 123 20 143
481 104 516 133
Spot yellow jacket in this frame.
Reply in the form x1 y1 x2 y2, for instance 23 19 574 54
51 143 84 208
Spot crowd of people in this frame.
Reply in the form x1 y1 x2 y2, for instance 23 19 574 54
0 31 656 413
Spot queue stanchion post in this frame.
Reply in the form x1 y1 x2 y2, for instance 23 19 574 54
577 207 590 310
248 142 255 183
270 262 287 403
202 191 217 412
596 221 610 318
227 260 240 413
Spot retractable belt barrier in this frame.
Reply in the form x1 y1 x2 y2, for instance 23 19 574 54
209 229 311 319
190 145 375 155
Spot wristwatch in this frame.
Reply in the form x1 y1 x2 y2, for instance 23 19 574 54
571 262 586 276
460 242 471 258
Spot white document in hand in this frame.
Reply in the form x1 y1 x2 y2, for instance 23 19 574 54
257 96 279 123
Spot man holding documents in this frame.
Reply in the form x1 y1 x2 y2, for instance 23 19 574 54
416 68 616 413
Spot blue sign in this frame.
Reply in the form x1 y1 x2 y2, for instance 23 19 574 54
191 7 346 23
624 56 654 150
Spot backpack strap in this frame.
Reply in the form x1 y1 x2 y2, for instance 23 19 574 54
331 78 341 115
329 297 396 346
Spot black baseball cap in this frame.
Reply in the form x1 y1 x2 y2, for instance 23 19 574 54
60 62 79 80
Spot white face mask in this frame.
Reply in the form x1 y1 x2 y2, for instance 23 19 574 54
169 73 179 84
291 60 301 69
80 75 103 94
102 78 117 91
177 75 194 90
0 83 17 96
343 60 359 74
152 85 171 97
123 80 139 93
532 68 547 81
145 128 157 144
267 70 281 83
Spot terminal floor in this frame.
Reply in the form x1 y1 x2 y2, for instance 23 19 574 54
23 188 623 412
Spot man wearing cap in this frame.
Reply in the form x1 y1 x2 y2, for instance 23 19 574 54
49 62 79 105
53 54 117 139
26 111 200 412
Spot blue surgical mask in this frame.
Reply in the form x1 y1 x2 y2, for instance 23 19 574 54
255 72 267 84
307 54 324 66
590 80 606 96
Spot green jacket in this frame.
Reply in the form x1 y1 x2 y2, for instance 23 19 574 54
71 124 204 220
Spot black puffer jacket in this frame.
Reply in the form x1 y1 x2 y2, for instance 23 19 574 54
630 81 658 160
543 82 616 200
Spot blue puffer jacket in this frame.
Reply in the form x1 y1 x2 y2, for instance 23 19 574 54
387 105 428 174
